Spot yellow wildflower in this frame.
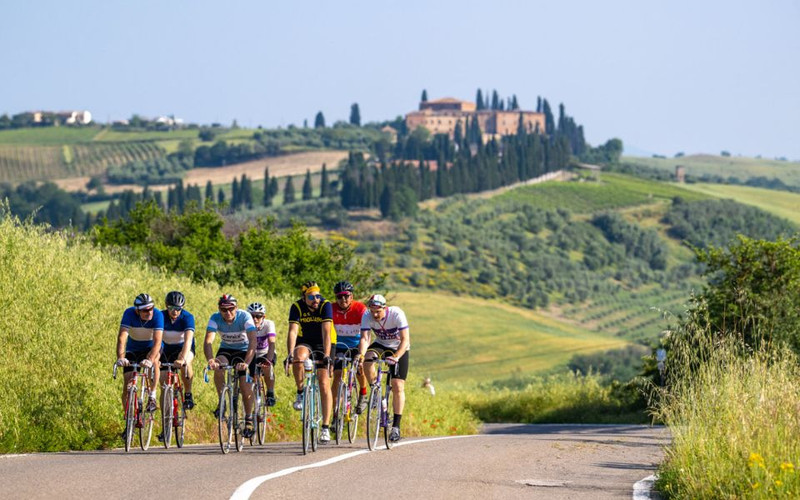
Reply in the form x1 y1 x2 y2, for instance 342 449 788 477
749 453 765 467
775 480 783 487
752 482 760 489
780 462 795 473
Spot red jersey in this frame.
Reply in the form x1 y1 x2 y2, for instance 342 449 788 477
332 301 367 348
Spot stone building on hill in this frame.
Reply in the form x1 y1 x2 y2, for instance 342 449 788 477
405 97 545 141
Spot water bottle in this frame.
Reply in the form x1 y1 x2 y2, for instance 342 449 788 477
381 397 387 413
303 358 314 373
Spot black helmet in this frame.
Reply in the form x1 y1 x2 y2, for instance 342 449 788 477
165 291 185 308
133 293 154 310
218 294 237 308
333 281 354 295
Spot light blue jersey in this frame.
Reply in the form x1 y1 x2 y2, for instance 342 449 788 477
207 309 256 351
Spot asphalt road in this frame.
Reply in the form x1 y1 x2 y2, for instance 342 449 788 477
2 424 668 499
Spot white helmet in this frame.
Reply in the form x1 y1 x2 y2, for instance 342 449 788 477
247 302 266 315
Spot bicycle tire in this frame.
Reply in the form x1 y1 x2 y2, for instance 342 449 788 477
161 385 174 449
255 377 267 445
384 385 394 450
233 393 246 452
311 381 321 452
139 387 155 451
218 386 233 454
124 385 137 453
334 380 345 445
174 386 185 449
346 371 359 443
301 384 312 455
366 384 381 451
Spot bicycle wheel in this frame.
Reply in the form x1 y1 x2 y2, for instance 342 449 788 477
366 384 381 451
301 385 311 455
161 385 174 449
346 375 359 444
255 378 267 445
139 387 155 451
311 382 321 452
334 381 346 445
384 385 394 450
218 386 233 454
124 385 137 453
174 386 185 449
233 393 246 452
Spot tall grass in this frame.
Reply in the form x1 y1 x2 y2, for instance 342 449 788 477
654 327 800 498
0 213 478 452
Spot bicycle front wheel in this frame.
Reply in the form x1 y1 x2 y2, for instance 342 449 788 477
218 386 233 454
366 384 381 451
384 385 395 450
161 386 174 449
301 385 312 455
233 393 246 452
174 387 185 448
139 387 155 451
124 385 137 453
347 377 359 443
311 383 321 452
334 381 346 445
255 378 267 445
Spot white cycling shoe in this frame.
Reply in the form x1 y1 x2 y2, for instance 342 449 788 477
320 427 330 444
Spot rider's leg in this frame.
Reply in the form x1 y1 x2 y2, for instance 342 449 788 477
318 367 332 425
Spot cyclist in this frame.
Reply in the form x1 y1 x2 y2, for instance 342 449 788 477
331 281 369 415
359 294 410 443
286 281 335 444
160 291 196 410
247 302 277 407
116 293 164 421
204 294 258 438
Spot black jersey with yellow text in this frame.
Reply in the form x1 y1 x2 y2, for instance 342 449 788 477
288 299 336 346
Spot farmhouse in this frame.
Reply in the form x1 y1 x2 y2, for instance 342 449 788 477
405 97 545 141
31 110 92 125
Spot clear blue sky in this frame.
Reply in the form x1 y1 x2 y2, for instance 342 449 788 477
2 0 798 159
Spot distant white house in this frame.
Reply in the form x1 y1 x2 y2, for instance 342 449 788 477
30 110 92 125
155 115 184 126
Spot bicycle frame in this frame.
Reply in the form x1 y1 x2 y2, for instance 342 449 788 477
113 362 155 453
204 364 250 454
292 346 325 455
159 362 186 449
252 359 274 446
332 344 359 445
365 350 398 451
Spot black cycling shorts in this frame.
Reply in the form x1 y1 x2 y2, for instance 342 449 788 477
365 342 409 381
215 347 249 378
249 352 277 377
123 349 155 374
160 343 195 363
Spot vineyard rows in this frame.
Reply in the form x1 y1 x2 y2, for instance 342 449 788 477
0 142 165 183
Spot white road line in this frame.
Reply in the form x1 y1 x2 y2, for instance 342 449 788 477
230 435 478 500
632 474 657 500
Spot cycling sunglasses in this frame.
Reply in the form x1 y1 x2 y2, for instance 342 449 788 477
306 294 322 300
335 292 352 298
167 306 182 312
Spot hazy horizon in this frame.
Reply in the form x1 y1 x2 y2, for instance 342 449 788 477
2 0 798 160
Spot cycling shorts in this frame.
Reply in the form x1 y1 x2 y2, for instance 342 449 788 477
215 347 249 378
249 352 277 378
365 342 409 380
124 349 155 374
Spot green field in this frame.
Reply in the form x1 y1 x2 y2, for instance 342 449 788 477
497 172 708 213
393 291 629 385
677 183 800 225
624 154 800 188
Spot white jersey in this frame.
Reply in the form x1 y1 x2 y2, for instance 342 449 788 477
254 319 277 356
360 306 410 351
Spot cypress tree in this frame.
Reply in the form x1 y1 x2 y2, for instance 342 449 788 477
153 190 164 211
263 167 272 206
349 103 361 126
491 90 500 110
205 180 214 203
175 180 185 213
320 163 330 198
379 184 393 218
241 174 253 209
421 89 428 102
231 177 240 210
314 111 325 128
302 169 313 200
476 89 484 110
511 94 519 110
542 99 554 135
270 177 279 200
167 187 176 212
217 186 225 205
284 176 295 204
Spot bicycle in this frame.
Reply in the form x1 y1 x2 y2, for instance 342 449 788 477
113 362 156 452
252 359 274 446
365 350 398 451
289 346 325 455
204 364 249 454
159 362 187 449
331 344 360 445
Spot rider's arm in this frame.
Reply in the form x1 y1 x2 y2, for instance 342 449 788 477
286 322 299 358
204 329 216 363
266 320 277 360
243 330 257 366
179 329 194 362
116 326 129 360
148 329 163 364
394 327 410 359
